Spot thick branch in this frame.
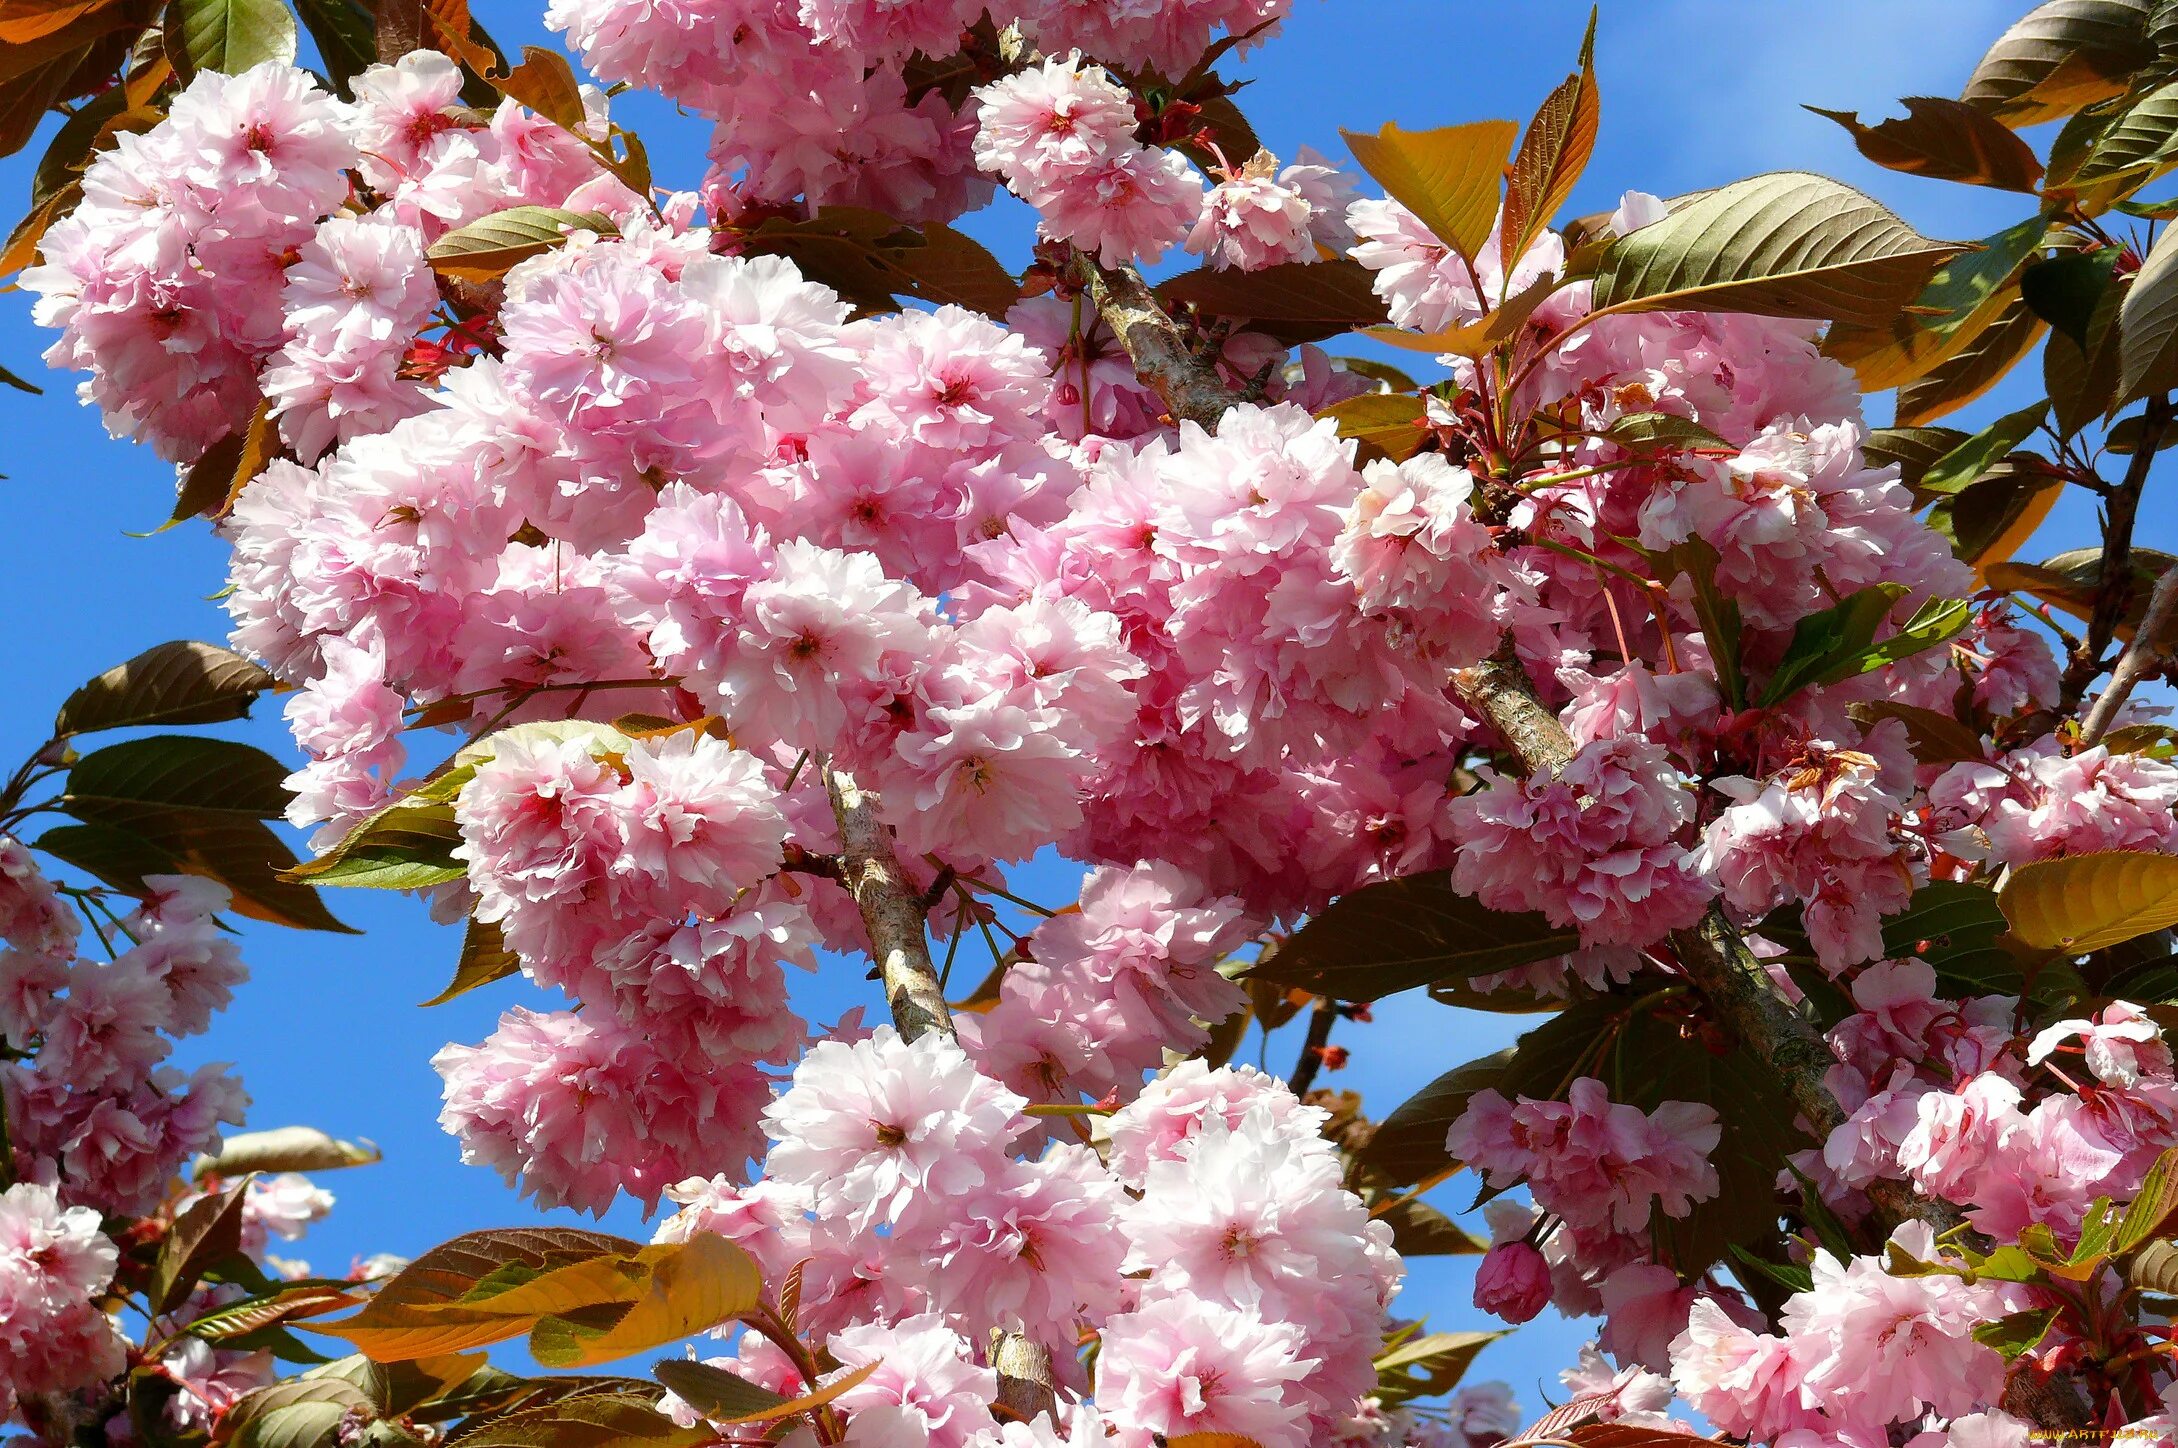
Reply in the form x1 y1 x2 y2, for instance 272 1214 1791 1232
823 767 953 1043
820 768 1055 1419
1287 997 1338 1095
2061 394 2171 712
1071 254 1238 432
2080 559 2178 746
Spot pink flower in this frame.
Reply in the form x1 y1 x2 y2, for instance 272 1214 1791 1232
762 1026 1028 1230
615 732 789 913
1024 144 1204 267
1188 155 1317 271
1473 1239 1550 1324
851 305 1052 453
1101 1062 1328 1187
827 1314 998 1448
1447 1078 1721 1232
2029 1001 2174 1087
972 54 1141 185
1668 1297 1813 1441
1095 1295 1316 1448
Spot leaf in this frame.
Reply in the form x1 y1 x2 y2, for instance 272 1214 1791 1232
1318 393 1427 464
426 206 617 283
1242 871 1580 1000
288 798 464 891
1375 1196 1486 1256
651 1358 878 1426
55 639 273 736
2129 1236 2178 1291
1927 454 2065 575
1961 0 2156 125
1882 880 2024 993
311 1228 642 1361
1501 13 1598 262
1821 216 2047 392
1340 119 1520 260
1757 584 1907 706
1155 258 1389 346
181 1282 364 1344
1918 401 2051 495
1986 546 2178 639
527 1233 765 1368
172 401 277 525
65 735 292 818
195 1126 380 1178
1809 96 2044 190
1603 411 1730 453
292 0 374 92
1360 274 1554 356
1895 294 2048 424
490 44 585 131
2002 851 2178 953
1651 539 1744 708
1863 425 1971 494
1847 702 1989 767
38 810 352 933
166 0 297 77
422 916 519 1006
1371 1330 1501 1411
1587 172 1964 329
1972 1307 2062 1360
222 1380 375 1448
2122 219 2178 403
2069 77 2178 188
446 1393 711 1448
2116 1145 2178 1250
152 1177 250 1313
744 209 1017 318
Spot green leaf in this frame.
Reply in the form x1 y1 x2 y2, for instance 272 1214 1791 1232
426 206 617 282
65 735 292 819
2001 851 2178 953
1971 1307 2061 1360
311 1228 642 1361
650 1359 879 1427
168 0 298 76
2045 250 2129 434
1157 258 1389 346
1896 294 2048 424
293 0 376 93
55 639 273 737
1243 871 1580 1000
422 916 520 1006
1587 172 1964 329
1759 588 1971 705
1340 119 1520 260
222 1380 375 1448
179 1282 364 1345
1879 880 2024 993
1756 586 1905 706
153 1177 252 1313
1501 12 1599 263
1728 1242 1814 1295
2114 1144 2178 1250
1961 0 2157 125
196 1126 380 1179
1808 96 2044 190
525 1234 764 1368
1371 1331 1502 1412
2122 219 2178 402
1822 217 2047 392
1375 1196 1487 1256
37 810 354 933
2024 249 2121 350
1862 426 1971 494
1650 540 1744 709
447 1392 711 1448
1318 393 1427 465
2067 77 2178 186
1917 401 2051 495
294 805 465 891
1604 411 1730 453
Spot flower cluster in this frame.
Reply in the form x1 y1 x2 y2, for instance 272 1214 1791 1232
663 1042 1413 1448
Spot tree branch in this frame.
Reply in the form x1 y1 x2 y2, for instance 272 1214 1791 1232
2079 559 2178 746
820 766 1055 1419
1070 254 1237 432
2061 394 2171 713
1287 997 1338 1095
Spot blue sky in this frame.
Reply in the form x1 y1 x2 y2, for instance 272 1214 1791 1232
0 0 2125 1408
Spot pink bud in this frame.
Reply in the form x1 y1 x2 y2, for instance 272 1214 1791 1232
1473 1238 1551 1324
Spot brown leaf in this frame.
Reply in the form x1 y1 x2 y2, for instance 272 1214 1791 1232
1810 96 2045 190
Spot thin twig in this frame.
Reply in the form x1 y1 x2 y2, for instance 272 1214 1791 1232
2080 561 2178 746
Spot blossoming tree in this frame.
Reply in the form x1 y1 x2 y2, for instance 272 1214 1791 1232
11 0 2178 1441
